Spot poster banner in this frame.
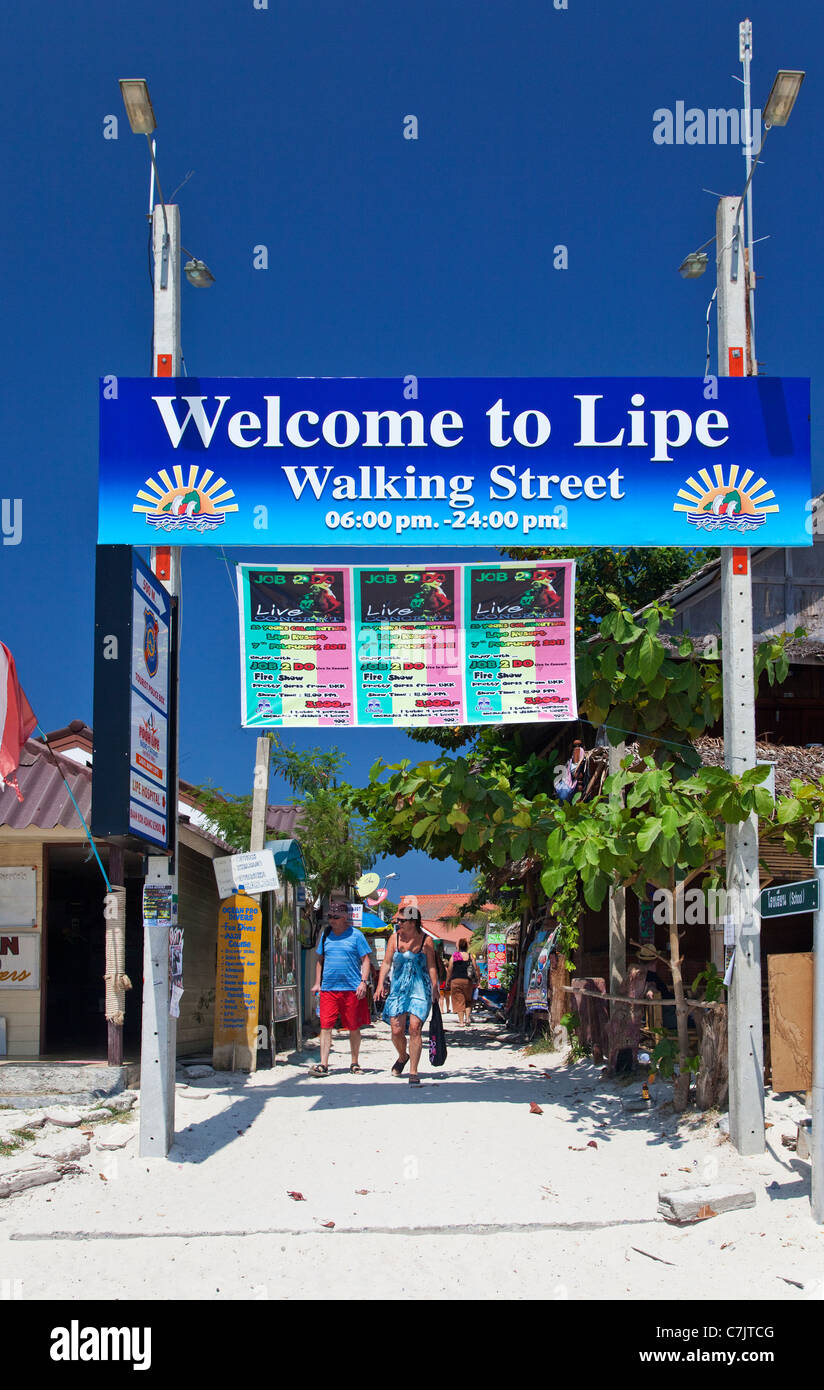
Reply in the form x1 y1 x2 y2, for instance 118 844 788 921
142 881 172 925
99 377 812 548
523 930 551 1012
486 927 507 989
464 561 575 724
237 565 354 727
169 926 184 1018
353 565 464 727
214 893 263 1054
238 561 575 728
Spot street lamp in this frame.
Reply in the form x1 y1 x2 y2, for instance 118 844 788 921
675 30 805 1163
763 69 805 127
183 255 215 288
118 78 157 135
117 75 219 1160
678 250 709 280
118 78 215 291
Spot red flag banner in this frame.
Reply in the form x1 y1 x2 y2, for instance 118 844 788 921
0 642 37 802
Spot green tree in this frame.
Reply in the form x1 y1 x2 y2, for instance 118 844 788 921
353 594 811 1096
501 545 716 636
194 734 378 941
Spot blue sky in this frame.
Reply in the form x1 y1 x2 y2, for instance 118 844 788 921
1 0 820 897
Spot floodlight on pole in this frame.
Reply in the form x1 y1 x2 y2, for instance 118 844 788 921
763 69 805 127
183 254 215 288
677 235 715 279
679 252 709 279
119 79 157 135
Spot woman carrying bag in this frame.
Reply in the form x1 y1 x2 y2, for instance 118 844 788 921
446 936 476 1026
376 905 440 1087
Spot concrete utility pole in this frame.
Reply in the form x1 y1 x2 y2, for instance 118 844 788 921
812 824 824 1223
608 740 627 1006
139 199 182 1159
717 189 764 1156
249 737 271 860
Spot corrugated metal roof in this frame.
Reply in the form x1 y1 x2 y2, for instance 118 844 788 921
266 805 303 836
0 737 281 854
0 739 91 830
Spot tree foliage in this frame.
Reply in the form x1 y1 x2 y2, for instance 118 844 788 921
193 734 378 939
405 547 715 752
353 591 816 1100
501 544 716 636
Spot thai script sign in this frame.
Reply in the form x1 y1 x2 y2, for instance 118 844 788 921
760 879 819 918
99 378 811 548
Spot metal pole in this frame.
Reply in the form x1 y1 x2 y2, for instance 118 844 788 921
717 191 765 1156
139 200 181 1159
811 823 824 1223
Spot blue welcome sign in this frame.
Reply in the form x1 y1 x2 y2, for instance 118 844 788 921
98 377 811 547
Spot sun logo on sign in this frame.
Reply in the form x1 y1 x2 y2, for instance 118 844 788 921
674 465 777 533
133 465 238 533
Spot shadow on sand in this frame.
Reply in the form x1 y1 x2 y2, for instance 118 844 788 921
172 1020 699 1165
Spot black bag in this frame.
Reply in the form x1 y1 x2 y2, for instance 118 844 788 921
428 999 447 1067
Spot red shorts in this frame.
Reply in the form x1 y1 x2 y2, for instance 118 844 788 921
319 990 370 1030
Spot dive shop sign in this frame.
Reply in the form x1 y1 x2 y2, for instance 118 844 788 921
98 377 811 548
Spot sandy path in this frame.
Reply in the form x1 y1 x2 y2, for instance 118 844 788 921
1 1014 822 1300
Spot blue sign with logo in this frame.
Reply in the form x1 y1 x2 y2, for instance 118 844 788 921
98 377 811 547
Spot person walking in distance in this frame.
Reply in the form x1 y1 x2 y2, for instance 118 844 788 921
375 905 439 1086
446 937 477 1026
309 903 372 1076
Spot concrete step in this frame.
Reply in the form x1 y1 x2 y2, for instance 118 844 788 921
0 1061 139 1110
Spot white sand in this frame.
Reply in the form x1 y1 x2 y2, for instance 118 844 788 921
0 1014 822 1301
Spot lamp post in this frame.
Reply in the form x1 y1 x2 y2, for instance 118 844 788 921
679 31 804 1156
119 77 214 1158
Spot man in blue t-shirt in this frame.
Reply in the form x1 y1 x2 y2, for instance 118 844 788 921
309 903 372 1076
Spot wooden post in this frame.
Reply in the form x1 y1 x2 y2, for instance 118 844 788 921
608 742 627 1010
212 737 271 1076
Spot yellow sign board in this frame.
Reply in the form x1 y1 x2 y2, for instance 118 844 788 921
213 892 263 1071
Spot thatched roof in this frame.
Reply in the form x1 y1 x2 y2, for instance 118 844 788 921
692 736 824 796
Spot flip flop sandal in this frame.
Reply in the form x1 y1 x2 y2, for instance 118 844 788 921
309 1064 329 1077
391 1056 409 1076
349 1063 363 1074
408 1075 421 1086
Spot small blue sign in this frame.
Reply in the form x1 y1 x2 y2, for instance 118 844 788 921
98 377 812 548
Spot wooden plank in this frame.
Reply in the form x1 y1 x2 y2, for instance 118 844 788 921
768 952 813 1093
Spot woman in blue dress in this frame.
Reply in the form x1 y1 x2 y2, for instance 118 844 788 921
376 904 440 1086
